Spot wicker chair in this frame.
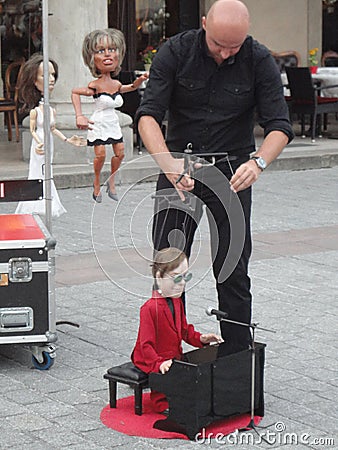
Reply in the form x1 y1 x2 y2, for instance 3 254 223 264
270 50 301 73
0 58 25 142
321 50 338 67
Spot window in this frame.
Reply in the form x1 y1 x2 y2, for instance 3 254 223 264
0 0 42 82
136 1 170 67
108 0 200 70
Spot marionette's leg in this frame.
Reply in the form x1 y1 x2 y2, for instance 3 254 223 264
106 142 124 201
93 144 106 202
150 389 169 413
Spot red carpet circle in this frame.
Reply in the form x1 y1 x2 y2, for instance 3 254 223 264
100 392 262 440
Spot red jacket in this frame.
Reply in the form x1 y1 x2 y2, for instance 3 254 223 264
131 291 203 373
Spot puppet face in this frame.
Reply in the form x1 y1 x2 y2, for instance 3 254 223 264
156 258 191 298
35 61 56 94
93 36 119 74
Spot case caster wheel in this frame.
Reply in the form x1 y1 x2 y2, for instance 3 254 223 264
31 344 56 370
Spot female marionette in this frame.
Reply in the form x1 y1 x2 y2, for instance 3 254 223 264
71 28 148 202
15 53 86 217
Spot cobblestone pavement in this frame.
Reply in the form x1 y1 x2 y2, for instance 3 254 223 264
0 167 337 449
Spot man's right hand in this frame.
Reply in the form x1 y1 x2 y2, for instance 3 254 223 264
162 156 195 201
138 116 195 200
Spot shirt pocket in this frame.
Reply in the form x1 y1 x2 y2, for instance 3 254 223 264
220 83 254 113
175 78 207 107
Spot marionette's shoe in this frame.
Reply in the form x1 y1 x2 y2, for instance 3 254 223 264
92 185 102 203
106 184 118 201
161 408 170 416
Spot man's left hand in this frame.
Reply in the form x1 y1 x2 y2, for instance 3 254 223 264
230 159 262 193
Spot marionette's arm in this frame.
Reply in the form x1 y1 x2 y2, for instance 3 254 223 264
50 109 86 146
51 127 87 147
119 73 149 93
71 86 95 129
29 108 45 155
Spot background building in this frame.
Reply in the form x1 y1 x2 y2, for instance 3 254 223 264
0 0 333 143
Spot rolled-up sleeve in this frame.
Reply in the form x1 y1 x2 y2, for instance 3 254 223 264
255 51 294 143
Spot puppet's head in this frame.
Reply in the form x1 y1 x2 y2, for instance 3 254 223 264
152 248 192 298
82 28 126 78
18 53 58 111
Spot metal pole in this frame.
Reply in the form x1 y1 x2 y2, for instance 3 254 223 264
42 0 52 231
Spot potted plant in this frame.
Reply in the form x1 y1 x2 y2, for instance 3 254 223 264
141 46 157 71
308 48 319 74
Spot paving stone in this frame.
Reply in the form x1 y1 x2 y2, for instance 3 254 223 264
27 398 77 419
30 428 87 448
0 427 35 448
5 412 51 432
47 388 103 406
4 388 50 406
0 397 29 417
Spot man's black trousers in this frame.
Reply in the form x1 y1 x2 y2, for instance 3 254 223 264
152 157 252 352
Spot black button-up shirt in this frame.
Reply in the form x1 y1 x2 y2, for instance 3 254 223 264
135 29 294 156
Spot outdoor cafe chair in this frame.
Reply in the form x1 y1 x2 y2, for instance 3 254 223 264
0 58 25 142
285 66 338 142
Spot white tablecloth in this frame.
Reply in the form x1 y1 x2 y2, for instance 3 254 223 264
313 68 338 97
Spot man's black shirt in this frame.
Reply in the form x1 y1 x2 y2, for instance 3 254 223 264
135 29 294 156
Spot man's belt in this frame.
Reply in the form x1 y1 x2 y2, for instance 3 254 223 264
193 152 250 164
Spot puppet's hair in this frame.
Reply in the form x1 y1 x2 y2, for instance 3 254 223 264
18 53 58 111
152 248 187 279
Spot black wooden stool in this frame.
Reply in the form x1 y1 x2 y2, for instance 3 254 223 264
104 362 149 415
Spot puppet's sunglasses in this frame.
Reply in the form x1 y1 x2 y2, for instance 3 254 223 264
168 272 193 284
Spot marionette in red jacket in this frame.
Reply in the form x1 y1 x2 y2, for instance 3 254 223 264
131 247 223 413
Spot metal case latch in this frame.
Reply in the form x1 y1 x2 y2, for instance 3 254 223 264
8 257 33 282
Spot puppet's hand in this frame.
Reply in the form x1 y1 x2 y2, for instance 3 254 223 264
200 333 223 345
133 73 149 89
67 135 87 147
159 359 172 374
76 115 93 131
35 143 45 155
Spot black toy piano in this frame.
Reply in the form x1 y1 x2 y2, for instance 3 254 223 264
149 341 266 440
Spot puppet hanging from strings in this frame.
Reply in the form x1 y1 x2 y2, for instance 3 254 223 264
71 28 148 203
15 53 86 217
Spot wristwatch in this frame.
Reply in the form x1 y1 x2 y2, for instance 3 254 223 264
250 156 267 171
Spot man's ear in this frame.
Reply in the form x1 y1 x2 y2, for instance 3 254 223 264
201 16 207 31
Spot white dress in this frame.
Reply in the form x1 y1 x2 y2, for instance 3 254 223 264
87 92 124 146
15 105 66 217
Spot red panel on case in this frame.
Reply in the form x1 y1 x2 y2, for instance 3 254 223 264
0 215 45 241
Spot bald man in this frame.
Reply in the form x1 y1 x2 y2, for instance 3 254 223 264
136 0 293 352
